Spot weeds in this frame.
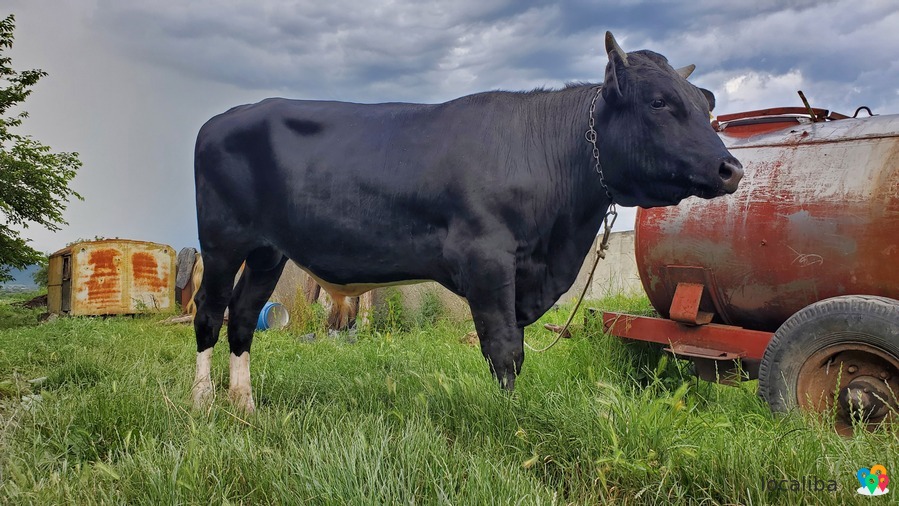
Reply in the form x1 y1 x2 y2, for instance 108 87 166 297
414 289 445 328
371 288 410 332
285 287 327 335
0 291 45 330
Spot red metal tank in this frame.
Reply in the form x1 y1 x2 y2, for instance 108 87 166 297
635 109 899 332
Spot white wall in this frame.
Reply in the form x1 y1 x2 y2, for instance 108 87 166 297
558 230 644 304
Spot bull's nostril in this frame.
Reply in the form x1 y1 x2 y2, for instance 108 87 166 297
719 163 734 181
718 159 744 193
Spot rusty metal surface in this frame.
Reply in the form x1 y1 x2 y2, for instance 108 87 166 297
636 113 899 332
602 311 773 360
716 107 830 123
796 343 899 434
664 343 744 383
669 282 714 324
48 240 176 315
665 343 742 360
690 357 743 385
714 107 830 139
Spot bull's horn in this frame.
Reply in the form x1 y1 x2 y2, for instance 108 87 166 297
605 31 629 67
676 64 696 79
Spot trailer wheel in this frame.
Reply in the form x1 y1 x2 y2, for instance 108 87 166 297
759 295 899 433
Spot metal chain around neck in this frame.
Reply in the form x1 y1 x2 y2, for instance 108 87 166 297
585 86 614 203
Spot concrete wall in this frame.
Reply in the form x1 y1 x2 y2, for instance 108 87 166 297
269 260 308 309
558 230 644 303
270 230 642 323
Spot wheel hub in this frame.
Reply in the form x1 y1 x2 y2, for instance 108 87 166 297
837 376 892 420
797 342 899 431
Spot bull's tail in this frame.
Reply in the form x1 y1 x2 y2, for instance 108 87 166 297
186 253 204 317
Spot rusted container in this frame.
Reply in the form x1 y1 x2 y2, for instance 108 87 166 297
604 107 899 432
48 239 176 316
636 111 899 332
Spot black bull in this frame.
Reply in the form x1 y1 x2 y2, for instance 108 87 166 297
191 32 742 411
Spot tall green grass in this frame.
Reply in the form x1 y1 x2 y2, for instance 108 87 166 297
0 293 896 504
0 291 45 331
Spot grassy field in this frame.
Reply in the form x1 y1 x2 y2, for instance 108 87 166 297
0 291 896 505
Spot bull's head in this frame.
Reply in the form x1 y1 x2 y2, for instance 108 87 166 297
596 32 742 207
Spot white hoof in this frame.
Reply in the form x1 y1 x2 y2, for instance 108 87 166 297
228 386 256 413
192 348 215 409
229 352 255 413
192 379 215 409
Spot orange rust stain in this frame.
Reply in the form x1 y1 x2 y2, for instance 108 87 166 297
716 107 828 123
132 252 167 291
83 248 122 305
720 120 801 139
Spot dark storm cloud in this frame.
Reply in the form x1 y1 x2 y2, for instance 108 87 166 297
557 0 829 39
92 0 561 101
88 0 899 114
89 1 619 103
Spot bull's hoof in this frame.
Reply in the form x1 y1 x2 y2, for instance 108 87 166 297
498 374 517 392
228 387 256 413
191 380 215 410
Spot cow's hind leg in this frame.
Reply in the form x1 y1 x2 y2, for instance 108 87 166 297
227 247 288 412
192 252 244 409
324 290 357 330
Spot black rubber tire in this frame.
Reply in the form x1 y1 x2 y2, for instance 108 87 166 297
758 295 899 414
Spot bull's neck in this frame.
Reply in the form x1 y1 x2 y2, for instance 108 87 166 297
518 86 611 222
508 86 614 322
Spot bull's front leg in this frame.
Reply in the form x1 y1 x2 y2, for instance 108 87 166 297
475 309 525 390
460 250 524 390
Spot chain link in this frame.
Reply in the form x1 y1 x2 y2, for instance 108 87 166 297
585 86 614 203
590 84 618 279
598 203 618 259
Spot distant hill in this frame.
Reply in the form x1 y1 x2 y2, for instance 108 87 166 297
1 265 39 289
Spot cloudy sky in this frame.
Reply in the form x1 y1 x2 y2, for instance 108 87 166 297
6 0 899 254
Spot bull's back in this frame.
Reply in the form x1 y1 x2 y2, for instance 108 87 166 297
195 98 486 285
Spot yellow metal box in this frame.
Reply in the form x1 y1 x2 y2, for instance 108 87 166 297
48 239 176 315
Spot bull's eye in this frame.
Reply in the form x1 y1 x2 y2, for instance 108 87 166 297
650 98 666 109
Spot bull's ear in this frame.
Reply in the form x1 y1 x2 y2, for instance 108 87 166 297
602 31 627 104
700 87 716 112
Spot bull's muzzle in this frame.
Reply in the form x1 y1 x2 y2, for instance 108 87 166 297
718 158 744 194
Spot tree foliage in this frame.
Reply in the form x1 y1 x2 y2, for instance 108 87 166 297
32 256 48 288
0 14 82 282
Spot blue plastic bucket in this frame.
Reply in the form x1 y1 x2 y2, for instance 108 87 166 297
257 302 289 331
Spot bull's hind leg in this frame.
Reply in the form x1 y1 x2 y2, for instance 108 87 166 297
226 248 288 412
192 253 244 409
